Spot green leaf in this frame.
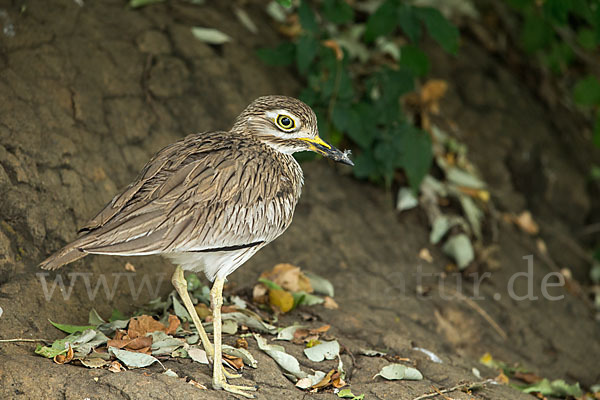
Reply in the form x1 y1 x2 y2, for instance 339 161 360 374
322 0 354 24
576 28 597 50
109 309 127 322
399 45 430 77
49 319 96 334
276 0 291 8
517 378 582 397
398 125 433 191
364 0 398 43
258 278 284 291
256 42 296 66
337 388 365 399
573 75 600 106
353 152 378 179
594 111 600 148
543 0 572 25
292 291 324 308
88 309 106 326
296 34 319 75
397 4 421 42
521 13 553 52
298 1 318 34
129 0 164 8
417 7 459 54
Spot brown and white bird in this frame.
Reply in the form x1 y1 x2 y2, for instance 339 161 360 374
40 95 353 397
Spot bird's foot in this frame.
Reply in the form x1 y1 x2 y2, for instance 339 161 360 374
213 370 257 398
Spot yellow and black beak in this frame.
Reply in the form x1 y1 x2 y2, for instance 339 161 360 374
299 135 354 166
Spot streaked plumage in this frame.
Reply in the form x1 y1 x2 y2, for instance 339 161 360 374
39 95 353 397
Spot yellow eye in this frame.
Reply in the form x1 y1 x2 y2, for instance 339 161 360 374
276 114 295 130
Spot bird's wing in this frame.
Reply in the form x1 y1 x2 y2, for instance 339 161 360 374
76 132 292 256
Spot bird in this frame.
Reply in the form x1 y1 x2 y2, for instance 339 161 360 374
39 95 353 398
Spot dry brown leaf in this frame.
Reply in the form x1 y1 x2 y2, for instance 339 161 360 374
252 283 269 304
221 305 238 314
310 325 331 334
268 288 294 313
276 14 301 38
195 303 210 320
495 371 509 384
128 315 167 338
108 336 153 352
53 343 73 364
124 262 136 272
420 79 448 112
514 211 539 235
323 296 339 309
166 314 180 335
513 371 542 384
223 354 244 370
188 379 208 390
311 369 336 390
323 39 343 60
260 263 313 293
418 248 433 263
108 360 125 373
235 338 248 349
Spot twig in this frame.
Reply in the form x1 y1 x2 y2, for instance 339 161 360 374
412 379 493 400
0 338 50 343
444 288 508 341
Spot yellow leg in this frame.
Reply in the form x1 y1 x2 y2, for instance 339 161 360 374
171 266 240 379
171 266 214 356
211 277 257 398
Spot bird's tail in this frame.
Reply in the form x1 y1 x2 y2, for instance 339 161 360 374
39 239 89 270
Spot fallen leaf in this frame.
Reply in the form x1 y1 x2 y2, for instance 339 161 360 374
518 378 583 397
337 388 365 399
296 371 326 389
163 369 178 378
442 233 474 270
223 353 244 370
396 187 419 211
80 357 108 368
188 347 209 364
194 303 210 320
191 27 232 45
109 347 159 368
514 371 542 384
49 320 96 334
108 360 125 372
235 337 248 349
252 283 269 304
418 248 434 263
108 336 153 353
88 309 106 325
260 263 313 293
223 345 257 368
323 296 339 309
234 7 258 34
360 349 387 357
165 314 180 335
514 211 539 235
312 369 336 389
304 340 340 362
305 272 334 297
124 262 136 272
276 325 306 341
128 315 167 338
254 333 307 380
53 343 74 364
188 379 208 390
269 288 295 313
222 311 277 334
374 364 423 380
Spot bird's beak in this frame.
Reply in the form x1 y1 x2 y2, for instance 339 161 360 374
299 135 354 166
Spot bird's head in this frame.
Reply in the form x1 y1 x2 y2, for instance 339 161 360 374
232 95 354 166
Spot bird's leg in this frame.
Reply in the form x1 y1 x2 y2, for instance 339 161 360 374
211 277 257 398
171 266 214 357
171 267 241 379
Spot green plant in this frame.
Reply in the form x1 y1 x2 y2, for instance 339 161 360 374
508 0 600 147
258 0 459 189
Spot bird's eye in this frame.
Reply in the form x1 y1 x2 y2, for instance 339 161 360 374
276 114 295 131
